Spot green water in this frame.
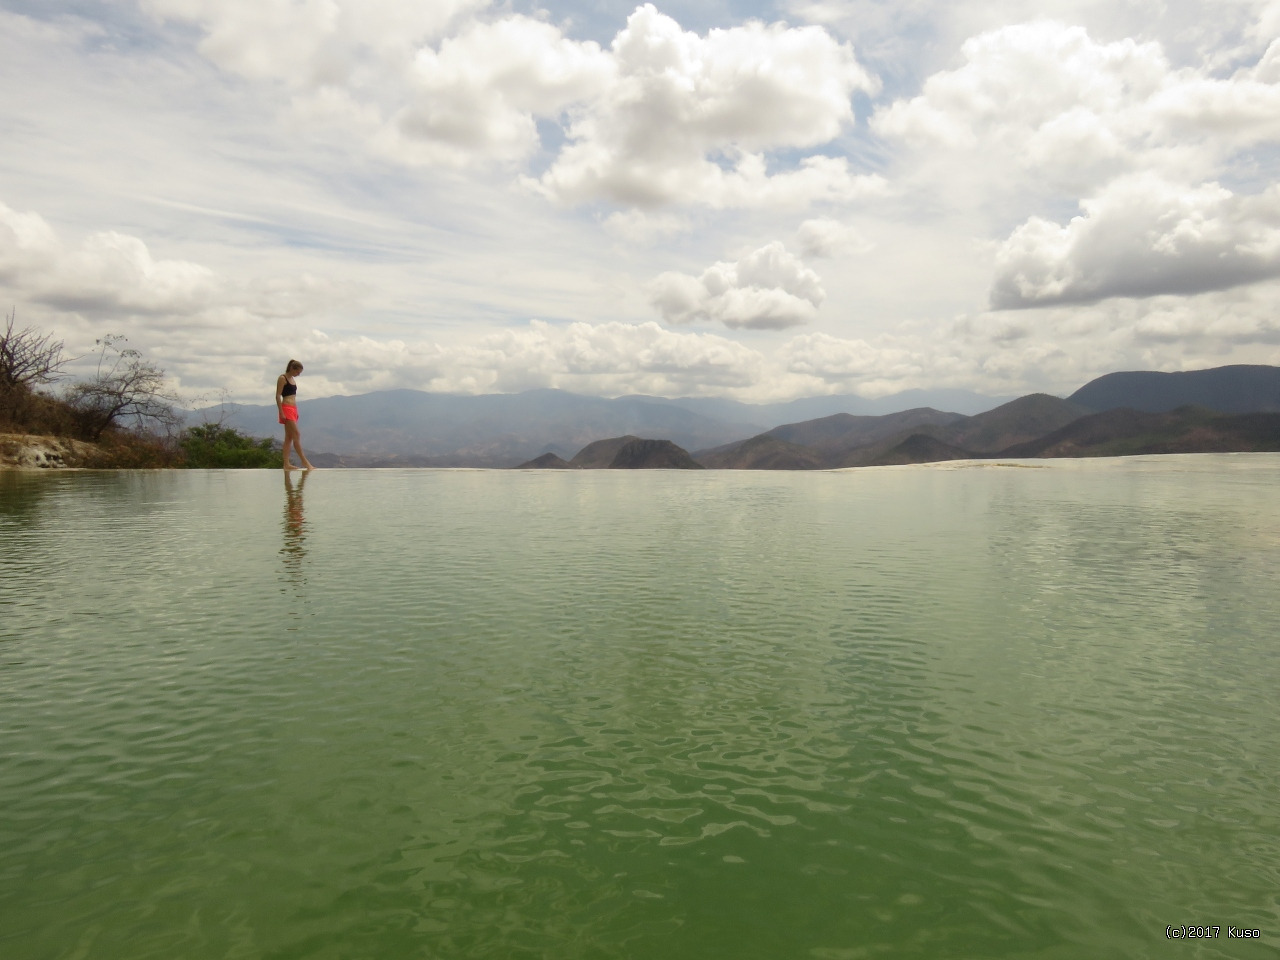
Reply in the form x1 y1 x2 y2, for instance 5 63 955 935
1 458 1278 959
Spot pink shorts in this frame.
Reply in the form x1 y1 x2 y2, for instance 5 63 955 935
279 404 299 424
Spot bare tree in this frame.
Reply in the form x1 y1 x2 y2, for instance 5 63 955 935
0 308 68 391
65 335 183 440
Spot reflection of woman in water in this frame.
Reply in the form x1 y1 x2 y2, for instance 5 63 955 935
276 359 314 471
282 470 307 552
281 469 309 589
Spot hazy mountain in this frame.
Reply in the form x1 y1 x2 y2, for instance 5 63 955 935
191 364 1279 467
697 408 965 465
1069 365 1280 413
516 452 571 469
1000 407 1280 458
770 408 967 450
608 438 703 469
622 387 1013 425
698 434 827 470
205 390 752 466
198 385 1014 466
699 396 1086 469
832 394 1094 466
866 434 975 466
935 394 1092 452
569 435 641 468
519 435 702 469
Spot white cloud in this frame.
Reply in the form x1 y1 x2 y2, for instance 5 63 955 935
11 2 1280 410
602 209 690 244
0 200 360 324
792 0 1280 73
991 177 1280 308
190 286 1280 403
143 1 881 209
534 5 880 207
0 200 218 315
384 16 613 166
649 242 826 329
871 18 1280 194
873 23 1167 178
278 319 775 399
140 0 486 87
795 218 872 257
782 331 922 381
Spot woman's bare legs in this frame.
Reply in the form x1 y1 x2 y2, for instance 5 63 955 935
284 421 314 470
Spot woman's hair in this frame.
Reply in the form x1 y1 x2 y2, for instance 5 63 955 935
286 359 303 373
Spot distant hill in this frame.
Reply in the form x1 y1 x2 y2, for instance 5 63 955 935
699 395 1087 469
569 435 640 468
1070 365 1280 413
690 387 1279 469
937 394 1091 452
516 452 571 469
1000 407 1280 458
866 434 975 466
769 407 966 450
699 408 965 467
699 434 826 470
518 435 702 469
608 438 703 469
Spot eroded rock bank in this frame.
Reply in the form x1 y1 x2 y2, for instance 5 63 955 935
0 434 100 469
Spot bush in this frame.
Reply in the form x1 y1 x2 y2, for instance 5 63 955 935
181 423 281 468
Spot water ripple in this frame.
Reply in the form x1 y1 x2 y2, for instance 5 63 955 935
2 461 1279 958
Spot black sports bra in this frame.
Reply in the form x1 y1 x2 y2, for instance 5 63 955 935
281 378 297 397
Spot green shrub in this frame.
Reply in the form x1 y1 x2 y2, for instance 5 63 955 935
181 424 280 468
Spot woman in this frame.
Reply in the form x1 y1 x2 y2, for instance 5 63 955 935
276 359 315 470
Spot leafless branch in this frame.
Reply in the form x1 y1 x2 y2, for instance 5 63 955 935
0 308 69 390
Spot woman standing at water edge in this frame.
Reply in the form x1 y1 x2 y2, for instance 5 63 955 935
276 360 314 470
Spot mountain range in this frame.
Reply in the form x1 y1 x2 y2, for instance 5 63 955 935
201 385 1013 467
202 364 1280 467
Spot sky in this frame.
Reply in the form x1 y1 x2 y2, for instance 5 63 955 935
1 0 1278 405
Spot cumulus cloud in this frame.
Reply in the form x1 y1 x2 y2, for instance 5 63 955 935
953 286 1280 390
649 242 825 329
990 177 1280 308
0 200 359 323
266 319 775 400
146 1 880 208
241 320 970 401
532 5 881 207
872 19 1280 190
384 16 613 166
782 331 922 380
873 23 1165 177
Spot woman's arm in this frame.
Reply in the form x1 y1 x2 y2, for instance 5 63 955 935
275 375 285 411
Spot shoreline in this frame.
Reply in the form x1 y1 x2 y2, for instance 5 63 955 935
5 430 1278 473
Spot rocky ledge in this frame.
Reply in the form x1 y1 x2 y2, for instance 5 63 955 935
0 434 99 469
